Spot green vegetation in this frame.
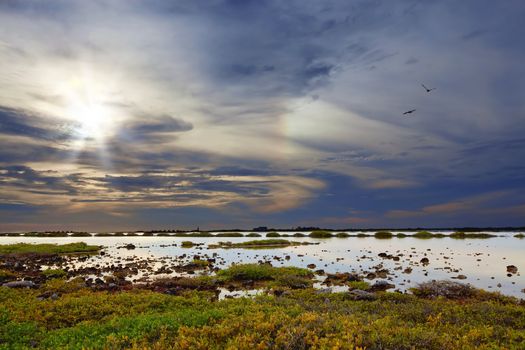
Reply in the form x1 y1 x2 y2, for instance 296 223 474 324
265 231 281 237
309 230 333 238
246 232 261 237
0 242 100 255
214 232 244 237
293 232 305 237
335 232 350 238
347 280 371 291
374 231 393 239
190 259 210 268
412 231 445 239
0 269 16 282
70 232 92 237
24 232 69 237
180 241 195 248
208 239 313 249
94 233 113 237
449 231 496 239
1 279 524 349
395 233 407 238
356 233 371 237
186 232 214 237
217 263 312 282
514 233 525 238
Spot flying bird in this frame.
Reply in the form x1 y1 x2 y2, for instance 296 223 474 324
421 83 436 93
403 109 416 115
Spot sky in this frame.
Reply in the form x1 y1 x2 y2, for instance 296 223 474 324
1 0 524 231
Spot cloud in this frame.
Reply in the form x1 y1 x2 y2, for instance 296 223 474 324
0 106 76 141
0 1 524 229
386 191 515 219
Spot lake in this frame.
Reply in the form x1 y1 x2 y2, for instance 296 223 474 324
1 230 524 297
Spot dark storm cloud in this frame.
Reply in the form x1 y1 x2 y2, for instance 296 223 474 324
0 165 77 195
0 106 75 141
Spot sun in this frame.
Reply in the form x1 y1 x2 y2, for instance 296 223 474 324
68 98 110 140
62 76 115 141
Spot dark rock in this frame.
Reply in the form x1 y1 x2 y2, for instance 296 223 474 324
420 257 429 265
365 272 376 280
3 280 36 288
506 265 518 274
453 275 467 280
307 264 316 269
346 289 377 301
369 280 395 292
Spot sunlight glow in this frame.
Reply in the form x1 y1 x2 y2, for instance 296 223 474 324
68 99 111 140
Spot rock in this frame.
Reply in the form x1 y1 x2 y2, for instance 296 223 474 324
420 257 429 265
346 289 377 301
307 264 316 269
403 267 413 274
365 272 376 280
315 269 325 276
315 288 332 295
118 244 136 250
369 280 395 292
3 280 36 288
452 275 467 280
506 265 518 274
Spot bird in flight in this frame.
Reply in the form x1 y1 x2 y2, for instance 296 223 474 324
403 109 416 115
421 83 436 93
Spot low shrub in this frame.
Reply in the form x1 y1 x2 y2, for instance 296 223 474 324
374 231 393 239
215 232 244 237
266 232 281 237
0 242 100 255
309 230 333 238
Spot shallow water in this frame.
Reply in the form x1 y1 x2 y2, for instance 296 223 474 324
2 231 524 297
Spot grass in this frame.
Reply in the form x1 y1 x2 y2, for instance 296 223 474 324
449 231 497 239
347 280 371 291
412 231 445 239
70 232 92 237
1 280 524 349
208 239 311 249
41 269 67 279
24 232 69 237
214 232 244 237
514 233 525 238
0 242 100 255
217 263 312 282
335 232 350 238
309 230 333 238
186 232 214 237
180 241 195 248
0 269 16 282
356 233 371 237
265 231 281 237
374 231 393 239
246 233 261 237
